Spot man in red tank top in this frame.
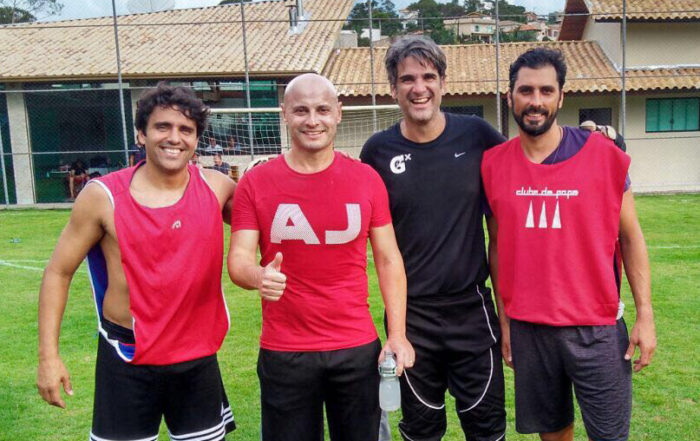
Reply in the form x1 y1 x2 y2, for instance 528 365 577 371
37 85 236 441
482 48 656 441
229 73 414 441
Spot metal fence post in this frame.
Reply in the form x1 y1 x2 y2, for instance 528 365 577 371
368 0 377 133
111 0 130 167
241 2 255 160
0 125 9 206
621 0 627 136
495 0 502 134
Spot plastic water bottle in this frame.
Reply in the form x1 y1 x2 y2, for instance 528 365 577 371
379 351 401 411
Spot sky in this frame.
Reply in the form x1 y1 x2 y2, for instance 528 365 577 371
44 0 566 22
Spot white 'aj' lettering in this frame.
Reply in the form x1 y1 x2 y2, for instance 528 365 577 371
270 203 361 245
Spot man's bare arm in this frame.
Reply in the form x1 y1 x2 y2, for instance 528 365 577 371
201 168 236 225
227 230 286 301
369 224 414 376
486 216 512 368
37 184 109 408
619 190 656 372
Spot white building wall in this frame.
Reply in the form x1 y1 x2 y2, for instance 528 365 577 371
582 21 700 69
6 84 35 204
623 93 700 192
626 22 700 68
582 20 622 67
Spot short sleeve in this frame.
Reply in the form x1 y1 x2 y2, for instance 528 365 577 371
230 174 260 232
359 135 377 166
479 118 507 151
368 168 392 228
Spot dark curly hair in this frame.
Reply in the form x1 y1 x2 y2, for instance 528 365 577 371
134 83 210 138
509 48 567 92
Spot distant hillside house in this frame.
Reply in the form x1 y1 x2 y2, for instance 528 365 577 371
398 8 419 29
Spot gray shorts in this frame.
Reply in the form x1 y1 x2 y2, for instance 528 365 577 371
510 318 632 441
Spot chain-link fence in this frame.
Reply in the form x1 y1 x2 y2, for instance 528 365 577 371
0 0 698 205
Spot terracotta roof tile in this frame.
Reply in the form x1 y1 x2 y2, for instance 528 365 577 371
587 0 700 21
560 0 700 40
324 41 700 97
625 67 700 90
0 0 353 81
323 41 622 97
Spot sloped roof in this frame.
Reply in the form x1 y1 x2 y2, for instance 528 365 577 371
323 41 622 97
0 0 354 82
323 40 700 97
625 67 700 90
560 0 700 40
587 0 700 21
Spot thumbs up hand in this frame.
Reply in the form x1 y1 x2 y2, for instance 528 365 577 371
260 252 286 301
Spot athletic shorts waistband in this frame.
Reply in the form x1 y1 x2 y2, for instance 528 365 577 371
408 283 490 306
102 318 135 344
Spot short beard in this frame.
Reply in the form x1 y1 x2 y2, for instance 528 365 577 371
513 106 558 137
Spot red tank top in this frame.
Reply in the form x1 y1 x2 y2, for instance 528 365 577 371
482 132 630 326
93 164 229 364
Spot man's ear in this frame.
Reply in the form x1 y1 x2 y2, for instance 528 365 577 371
137 130 146 146
506 90 513 109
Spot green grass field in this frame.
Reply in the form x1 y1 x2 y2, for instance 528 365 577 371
0 194 698 440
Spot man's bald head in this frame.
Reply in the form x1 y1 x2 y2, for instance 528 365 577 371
284 73 339 103
281 73 342 153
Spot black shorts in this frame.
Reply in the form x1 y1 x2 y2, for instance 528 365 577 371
91 320 235 441
510 318 632 441
258 339 382 441
397 289 506 441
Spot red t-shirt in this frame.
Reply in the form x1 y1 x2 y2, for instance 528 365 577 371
482 132 630 326
232 152 392 351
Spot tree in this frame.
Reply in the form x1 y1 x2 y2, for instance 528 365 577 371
344 0 402 45
379 0 396 12
407 0 444 32
464 0 483 14
428 26 457 44
0 5 33 23
0 0 62 24
499 29 536 42
439 0 465 19
494 0 526 23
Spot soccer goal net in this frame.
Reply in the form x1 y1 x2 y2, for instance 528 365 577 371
200 105 402 168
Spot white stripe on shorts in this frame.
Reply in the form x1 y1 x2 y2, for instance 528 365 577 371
404 370 445 410
458 347 494 413
476 285 498 344
169 405 234 441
